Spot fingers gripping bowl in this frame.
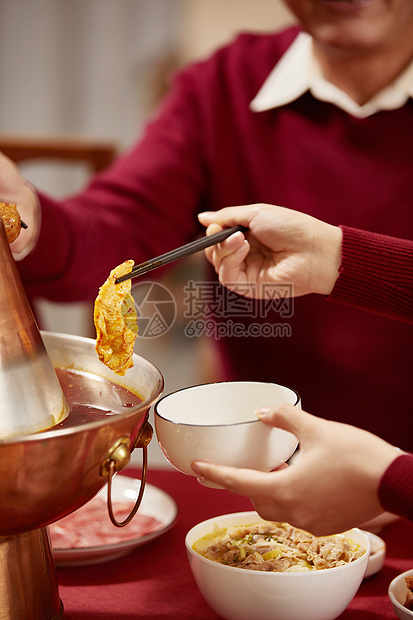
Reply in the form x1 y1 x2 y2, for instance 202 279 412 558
154 381 300 486
186 511 370 620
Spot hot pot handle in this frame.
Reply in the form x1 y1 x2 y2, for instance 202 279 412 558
101 421 153 527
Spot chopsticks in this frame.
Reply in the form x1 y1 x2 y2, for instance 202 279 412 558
115 225 248 284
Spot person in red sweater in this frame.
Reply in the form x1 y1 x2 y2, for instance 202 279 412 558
2 0 413 453
198 205 413 324
188 205 413 534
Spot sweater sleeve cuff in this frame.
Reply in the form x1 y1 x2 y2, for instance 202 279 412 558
329 225 413 323
378 454 413 522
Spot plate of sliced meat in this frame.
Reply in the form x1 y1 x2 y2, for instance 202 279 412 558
50 474 178 566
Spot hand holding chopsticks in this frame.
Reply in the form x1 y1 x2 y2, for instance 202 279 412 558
115 225 248 284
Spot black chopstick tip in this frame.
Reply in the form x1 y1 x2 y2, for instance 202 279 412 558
20 220 28 229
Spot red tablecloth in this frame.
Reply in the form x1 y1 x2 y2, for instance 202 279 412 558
59 467 413 619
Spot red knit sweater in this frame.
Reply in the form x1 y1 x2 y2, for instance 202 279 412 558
332 227 413 522
18 25 413 462
378 454 413 523
334 226 413 323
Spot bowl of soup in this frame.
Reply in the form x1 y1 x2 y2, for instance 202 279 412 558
185 511 370 620
388 569 413 620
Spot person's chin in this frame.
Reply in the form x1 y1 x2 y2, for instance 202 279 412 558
296 0 390 50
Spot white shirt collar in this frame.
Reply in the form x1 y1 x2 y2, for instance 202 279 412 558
250 31 413 118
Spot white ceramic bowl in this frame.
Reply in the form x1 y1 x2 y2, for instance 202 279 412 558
154 381 300 485
185 511 370 620
388 568 413 620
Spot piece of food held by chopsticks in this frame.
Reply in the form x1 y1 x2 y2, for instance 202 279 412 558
0 202 26 243
94 260 139 376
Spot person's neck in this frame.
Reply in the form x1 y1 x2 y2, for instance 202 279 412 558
314 42 413 105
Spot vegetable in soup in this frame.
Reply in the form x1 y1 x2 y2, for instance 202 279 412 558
193 521 365 572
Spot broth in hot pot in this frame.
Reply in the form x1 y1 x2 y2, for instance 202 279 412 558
50 368 143 429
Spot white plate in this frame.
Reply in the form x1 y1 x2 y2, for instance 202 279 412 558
362 530 386 578
52 474 178 566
